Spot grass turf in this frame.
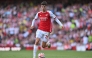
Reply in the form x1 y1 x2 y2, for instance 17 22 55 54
0 50 92 58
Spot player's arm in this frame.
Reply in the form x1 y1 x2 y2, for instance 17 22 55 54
49 11 63 28
30 13 38 29
54 17 63 27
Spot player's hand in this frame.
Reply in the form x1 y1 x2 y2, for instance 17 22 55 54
59 26 65 30
30 26 34 29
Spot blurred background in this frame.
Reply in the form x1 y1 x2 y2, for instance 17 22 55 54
0 0 92 51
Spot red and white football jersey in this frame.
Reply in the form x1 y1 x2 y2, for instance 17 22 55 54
34 11 56 32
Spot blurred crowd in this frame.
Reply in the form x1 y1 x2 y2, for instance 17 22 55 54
0 2 92 49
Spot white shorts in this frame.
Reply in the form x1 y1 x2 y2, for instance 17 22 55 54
36 29 50 42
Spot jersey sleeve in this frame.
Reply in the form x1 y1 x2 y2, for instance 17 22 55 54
34 12 38 19
48 11 56 19
48 11 63 27
31 13 39 27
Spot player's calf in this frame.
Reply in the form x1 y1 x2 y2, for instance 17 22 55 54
42 41 51 48
42 45 46 48
46 41 51 48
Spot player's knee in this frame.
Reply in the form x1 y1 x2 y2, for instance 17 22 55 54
35 38 40 45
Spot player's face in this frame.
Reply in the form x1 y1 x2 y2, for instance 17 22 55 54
41 5 46 11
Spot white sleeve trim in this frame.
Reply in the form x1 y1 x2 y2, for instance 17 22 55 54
34 12 38 19
31 19 36 27
31 13 38 26
48 11 56 18
55 18 63 26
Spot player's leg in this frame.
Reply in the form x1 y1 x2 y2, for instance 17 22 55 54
33 38 40 58
41 33 51 48
42 41 51 48
40 41 44 50
33 29 42 58
42 41 47 48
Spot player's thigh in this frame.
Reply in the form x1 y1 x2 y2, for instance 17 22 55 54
42 31 50 42
35 29 43 45
36 29 43 39
41 32 50 48
35 38 40 45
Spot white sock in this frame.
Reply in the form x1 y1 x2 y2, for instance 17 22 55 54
33 45 38 58
40 42 44 50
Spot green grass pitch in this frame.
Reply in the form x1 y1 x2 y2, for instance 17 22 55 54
0 50 92 58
